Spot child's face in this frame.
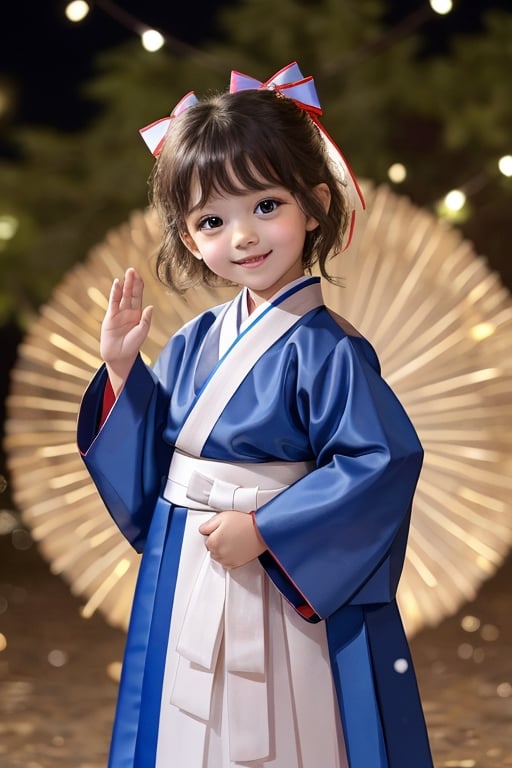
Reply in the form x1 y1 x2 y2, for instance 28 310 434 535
181 178 324 307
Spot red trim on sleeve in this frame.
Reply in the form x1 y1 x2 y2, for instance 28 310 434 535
100 378 116 427
251 511 320 621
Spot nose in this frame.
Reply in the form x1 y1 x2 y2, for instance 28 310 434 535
233 218 259 249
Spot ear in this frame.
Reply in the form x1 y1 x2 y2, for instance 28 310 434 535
179 230 203 260
305 183 331 231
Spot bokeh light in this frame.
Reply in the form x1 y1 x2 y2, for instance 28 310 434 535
65 1 90 23
457 642 474 660
444 189 467 212
461 614 481 633
480 624 500 642
0 85 12 118
0 509 17 534
393 658 409 673
48 649 69 667
107 660 123 683
11 528 33 551
0 214 19 241
498 154 512 177
470 322 495 342
430 0 453 14
387 163 407 184
141 29 165 52
436 188 468 222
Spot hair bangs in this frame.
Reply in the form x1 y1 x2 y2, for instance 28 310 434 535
151 88 350 292
187 133 288 213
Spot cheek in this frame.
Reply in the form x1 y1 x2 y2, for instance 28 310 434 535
277 219 308 247
198 241 226 270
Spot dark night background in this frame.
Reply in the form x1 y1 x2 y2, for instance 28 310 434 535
0 3 511 766
0 1 511 133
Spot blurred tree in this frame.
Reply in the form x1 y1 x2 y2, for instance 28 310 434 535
397 9 512 288
0 0 510 326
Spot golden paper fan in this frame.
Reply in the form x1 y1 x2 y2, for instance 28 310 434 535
5 184 512 636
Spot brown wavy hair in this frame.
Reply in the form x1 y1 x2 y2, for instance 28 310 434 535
150 88 350 291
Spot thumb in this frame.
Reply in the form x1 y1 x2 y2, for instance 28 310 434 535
198 515 220 535
139 305 153 331
131 305 153 348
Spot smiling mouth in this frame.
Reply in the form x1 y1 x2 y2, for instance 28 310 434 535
236 251 271 266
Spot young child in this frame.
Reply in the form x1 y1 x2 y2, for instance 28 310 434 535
78 63 433 768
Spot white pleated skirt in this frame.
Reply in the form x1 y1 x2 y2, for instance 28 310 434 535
154 511 349 768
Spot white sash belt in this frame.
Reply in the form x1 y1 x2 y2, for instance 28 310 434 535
163 449 314 763
165 449 314 512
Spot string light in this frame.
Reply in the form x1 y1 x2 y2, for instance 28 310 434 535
55 1 512 221
65 1 90 23
387 163 407 184
429 0 453 14
498 155 512 178
444 189 467 212
63 0 222 61
64 1 455 66
0 214 19 242
141 29 165 53
436 189 468 222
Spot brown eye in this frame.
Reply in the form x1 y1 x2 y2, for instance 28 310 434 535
256 199 279 215
199 215 223 230
198 216 224 229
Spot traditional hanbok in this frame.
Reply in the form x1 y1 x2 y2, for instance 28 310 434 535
77 276 433 768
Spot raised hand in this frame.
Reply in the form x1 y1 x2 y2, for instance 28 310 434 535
100 268 153 394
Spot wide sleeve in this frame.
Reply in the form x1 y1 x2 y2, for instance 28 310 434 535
254 336 423 621
77 354 173 552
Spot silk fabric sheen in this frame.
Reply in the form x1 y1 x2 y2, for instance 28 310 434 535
78 279 433 767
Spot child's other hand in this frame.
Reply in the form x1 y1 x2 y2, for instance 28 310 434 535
199 511 267 569
100 268 153 392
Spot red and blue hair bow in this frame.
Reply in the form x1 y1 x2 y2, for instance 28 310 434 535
139 62 365 247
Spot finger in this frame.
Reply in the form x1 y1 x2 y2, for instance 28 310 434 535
199 521 216 536
128 269 145 306
117 272 131 312
128 306 153 347
139 305 153 330
199 515 219 535
120 268 144 312
108 278 122 314
122 271 137 310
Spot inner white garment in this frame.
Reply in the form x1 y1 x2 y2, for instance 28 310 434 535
155 279 349 767
155 513 348 768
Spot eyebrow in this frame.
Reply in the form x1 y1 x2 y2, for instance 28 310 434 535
188 185 287 214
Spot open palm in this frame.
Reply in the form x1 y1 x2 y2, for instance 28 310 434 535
100 267 153 390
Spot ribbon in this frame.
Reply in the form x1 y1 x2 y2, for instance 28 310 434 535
139 90 198 157
168 491 270 762
230 60 322 116
163 452 313 763
229 61 366 247
139 61 365 247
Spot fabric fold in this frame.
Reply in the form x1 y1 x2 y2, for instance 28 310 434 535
163 451 313 763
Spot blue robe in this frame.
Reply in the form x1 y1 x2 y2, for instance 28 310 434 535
77 277 433 768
